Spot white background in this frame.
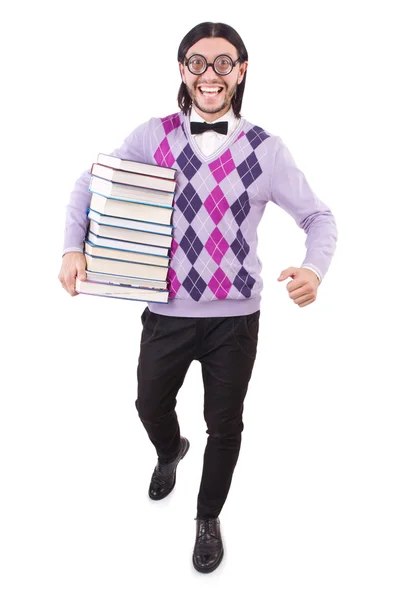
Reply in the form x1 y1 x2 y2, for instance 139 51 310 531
1 0 396 598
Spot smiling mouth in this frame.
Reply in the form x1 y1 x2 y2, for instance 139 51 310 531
197 86 224 96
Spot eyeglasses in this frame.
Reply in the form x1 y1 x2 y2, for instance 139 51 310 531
184 54 241 76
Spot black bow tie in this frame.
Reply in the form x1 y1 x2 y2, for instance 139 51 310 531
190 121 228 136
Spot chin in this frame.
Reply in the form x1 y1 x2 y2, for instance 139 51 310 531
194 99 229 115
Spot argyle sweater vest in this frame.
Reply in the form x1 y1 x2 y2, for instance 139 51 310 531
153 112 269 311
65 111 337 318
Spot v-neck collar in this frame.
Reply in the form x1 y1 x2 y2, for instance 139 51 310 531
181 112 246 164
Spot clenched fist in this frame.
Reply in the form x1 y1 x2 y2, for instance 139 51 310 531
278 266 320 308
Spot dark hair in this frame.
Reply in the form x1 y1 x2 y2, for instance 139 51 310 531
177 22 248 118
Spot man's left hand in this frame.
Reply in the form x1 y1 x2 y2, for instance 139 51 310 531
277 267 320 308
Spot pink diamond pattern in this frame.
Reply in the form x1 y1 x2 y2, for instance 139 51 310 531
208 268 232 299
170 237 179 258
209 149 236 183
204 227 229 265
168 267 181 298
161 113 181 135
234 131 246 144
154 138 175 168
204 186 229 225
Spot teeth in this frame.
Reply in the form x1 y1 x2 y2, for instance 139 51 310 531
199 87 222 93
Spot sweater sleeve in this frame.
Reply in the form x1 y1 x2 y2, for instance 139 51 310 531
270 137 338 281
62 120 150 254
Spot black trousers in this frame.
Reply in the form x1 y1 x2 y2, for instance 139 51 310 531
135 307 260 518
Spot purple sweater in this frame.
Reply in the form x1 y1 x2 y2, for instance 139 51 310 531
64 111 337 317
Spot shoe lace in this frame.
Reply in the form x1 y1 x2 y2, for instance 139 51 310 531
152 464 167 487
194 518 222 555
195 518 219 540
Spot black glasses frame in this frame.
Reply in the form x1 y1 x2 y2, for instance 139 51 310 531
184 54 241 76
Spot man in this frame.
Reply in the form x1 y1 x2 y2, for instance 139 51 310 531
59 22 337 574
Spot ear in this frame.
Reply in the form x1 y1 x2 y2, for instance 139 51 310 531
178 62 186 84
237 61 248 85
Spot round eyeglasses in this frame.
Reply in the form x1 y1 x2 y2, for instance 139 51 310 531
184 54 241 76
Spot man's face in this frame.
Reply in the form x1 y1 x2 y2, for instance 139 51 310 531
179 37 248 122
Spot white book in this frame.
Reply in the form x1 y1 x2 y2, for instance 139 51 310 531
89 193 173 226
87 209 173 236
76 279 169 303
85 254 168 280
97 153 176 180
87 230 170 257
86 271 167 290
88 217 172 249
89 176 174 207
84 240 170 267
91 163 176 193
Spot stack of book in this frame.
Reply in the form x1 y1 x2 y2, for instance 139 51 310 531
75 153 177 303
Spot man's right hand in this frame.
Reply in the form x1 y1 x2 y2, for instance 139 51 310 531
58 252 87 297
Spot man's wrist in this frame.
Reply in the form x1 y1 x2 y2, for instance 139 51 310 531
62 248 84 257
301 265 321 283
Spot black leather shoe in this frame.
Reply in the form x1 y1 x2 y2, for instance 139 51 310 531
192 517 224 573
148 436 190 500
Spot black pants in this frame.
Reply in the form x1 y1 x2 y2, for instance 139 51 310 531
135 307 260 518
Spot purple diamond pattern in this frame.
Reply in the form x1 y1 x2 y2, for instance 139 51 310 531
204 227 230 266
208 149 236 183
230 191 251 226
237 151 263 189
154 138 175 168
204 186 229 225
230 229 250 263
176 144 202 180
168 267 181 298
233 267 256 298
182 267 207 301
179 225 203 264
208 268 232 299
161 113 181 135
176 183 202 223
246 126 269 149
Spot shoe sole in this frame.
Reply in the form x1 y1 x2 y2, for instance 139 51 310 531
149 437 190 501
192 548 224 574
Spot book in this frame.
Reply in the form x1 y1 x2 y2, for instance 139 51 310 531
97 153 176 180
85 253 168 280
91 163 177 193
90 193 173 226
89 176 174 207
87 208 173 236
76 279 169 303
84 239 170 267
86 270 168 290
88 218 172 250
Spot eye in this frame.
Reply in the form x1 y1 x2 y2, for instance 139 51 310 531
214 56 232 71
189 56 205 67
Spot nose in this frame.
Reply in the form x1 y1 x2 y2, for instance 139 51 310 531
206 63 216 75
